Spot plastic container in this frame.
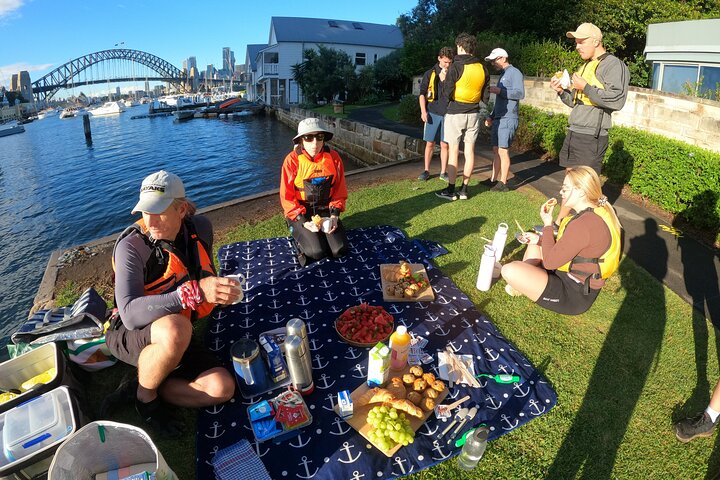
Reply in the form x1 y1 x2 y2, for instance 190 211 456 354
456 426 488 471
0 343 65 414
476 244 496 291
0 386 78 478
389 326 411 371
247 390 312 443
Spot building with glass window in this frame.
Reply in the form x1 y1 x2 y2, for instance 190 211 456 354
644 19 720 100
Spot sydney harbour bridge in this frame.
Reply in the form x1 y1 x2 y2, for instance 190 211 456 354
31 48 242 103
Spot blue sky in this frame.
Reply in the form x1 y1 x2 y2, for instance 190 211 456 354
0 0 416 90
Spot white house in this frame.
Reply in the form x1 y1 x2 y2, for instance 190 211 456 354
644 19 720 99
244 16 403 105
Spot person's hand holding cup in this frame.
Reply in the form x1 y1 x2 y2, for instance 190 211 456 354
223 273 246 305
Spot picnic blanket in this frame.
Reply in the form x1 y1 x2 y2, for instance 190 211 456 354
198 226 557 479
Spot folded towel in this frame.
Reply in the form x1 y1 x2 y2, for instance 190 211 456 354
212 439 271 480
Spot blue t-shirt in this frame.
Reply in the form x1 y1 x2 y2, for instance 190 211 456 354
492 64 525 120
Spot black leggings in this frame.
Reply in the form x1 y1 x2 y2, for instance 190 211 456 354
288 218 348 264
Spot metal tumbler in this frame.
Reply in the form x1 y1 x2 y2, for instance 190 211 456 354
287 318 313 380
284 334 314 395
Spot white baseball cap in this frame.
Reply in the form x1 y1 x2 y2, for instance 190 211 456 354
132 170 185 214
485 48 509 61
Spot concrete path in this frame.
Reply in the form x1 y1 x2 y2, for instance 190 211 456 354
350 105 720 325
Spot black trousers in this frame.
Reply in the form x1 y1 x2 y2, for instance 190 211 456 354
288 217 348 265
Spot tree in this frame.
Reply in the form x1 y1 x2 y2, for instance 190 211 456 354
292 45 356 104
373 50 411 100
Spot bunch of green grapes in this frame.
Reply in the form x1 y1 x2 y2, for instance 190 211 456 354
366 405 415 451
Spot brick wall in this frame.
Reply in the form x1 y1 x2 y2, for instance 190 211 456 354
274 107 424 166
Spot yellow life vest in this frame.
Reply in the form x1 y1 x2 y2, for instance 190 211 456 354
573 57 605 106
453 63 486 104
556 207 621 283
427 70 437 102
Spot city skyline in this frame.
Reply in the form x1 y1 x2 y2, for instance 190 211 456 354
0 0 415 94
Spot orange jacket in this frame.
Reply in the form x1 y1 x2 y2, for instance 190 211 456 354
280 146 348 220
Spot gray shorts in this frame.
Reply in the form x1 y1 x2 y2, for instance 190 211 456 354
423 112 445 143
444 112 480 146
491 118 519 149
559 130 608 174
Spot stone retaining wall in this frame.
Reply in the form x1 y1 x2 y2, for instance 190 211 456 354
520 76 720 153
274 107 424 166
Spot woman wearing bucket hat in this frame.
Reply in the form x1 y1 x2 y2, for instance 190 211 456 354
280 117 348 266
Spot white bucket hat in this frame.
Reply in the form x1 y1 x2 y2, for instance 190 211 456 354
132 170 185 214
292 118 334 144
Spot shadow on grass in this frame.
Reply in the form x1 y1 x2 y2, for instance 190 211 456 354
547 219 668 479
672 190 720 479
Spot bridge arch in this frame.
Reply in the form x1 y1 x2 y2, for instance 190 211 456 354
32 49 186 102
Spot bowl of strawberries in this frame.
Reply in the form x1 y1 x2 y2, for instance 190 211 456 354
335 303 395 347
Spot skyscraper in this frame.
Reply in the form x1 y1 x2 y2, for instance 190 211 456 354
222 47 231 72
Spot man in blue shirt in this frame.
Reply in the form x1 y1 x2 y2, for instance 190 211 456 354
483 48 525 192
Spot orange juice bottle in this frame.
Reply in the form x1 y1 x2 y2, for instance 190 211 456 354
389 326 411 370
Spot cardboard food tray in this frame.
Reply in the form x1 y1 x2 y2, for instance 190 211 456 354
380 264 434 302
334 365 448 457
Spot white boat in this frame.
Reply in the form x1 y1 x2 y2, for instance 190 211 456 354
123 99 138 108
0 121 25 137
173 109 195 121
60 107 81 119
88 101 126 116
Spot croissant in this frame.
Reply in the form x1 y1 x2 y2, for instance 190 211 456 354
388 398 424 418
357 387 395 406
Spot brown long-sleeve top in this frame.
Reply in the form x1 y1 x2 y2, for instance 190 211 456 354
541 210 612 290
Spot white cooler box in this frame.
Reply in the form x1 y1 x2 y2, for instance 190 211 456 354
0 386 78 480
0 343 66 415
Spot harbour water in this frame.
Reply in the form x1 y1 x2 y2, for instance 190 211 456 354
0 109 357 348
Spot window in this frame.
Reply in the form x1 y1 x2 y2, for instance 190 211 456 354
328 20 338 28
355 53 366 66
700 66 720 100
352 22 364 30
264 52 278 64
651 63 661 89
661 65 698 94
374 54 378 63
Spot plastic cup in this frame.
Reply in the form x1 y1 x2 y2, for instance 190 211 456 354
321 218 332 233
224 273 246 304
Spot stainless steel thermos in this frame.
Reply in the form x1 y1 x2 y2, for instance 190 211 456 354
284 334 314 395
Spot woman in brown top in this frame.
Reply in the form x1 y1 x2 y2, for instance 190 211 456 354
501 166 622 315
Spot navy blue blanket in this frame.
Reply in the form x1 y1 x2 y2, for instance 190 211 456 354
198 226 557 479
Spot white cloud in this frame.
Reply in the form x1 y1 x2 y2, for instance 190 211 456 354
0 62 55 81
0 0 23 18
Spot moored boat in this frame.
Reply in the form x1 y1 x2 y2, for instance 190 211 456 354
173 109 195 121
88 101 126 116
0 121 25 137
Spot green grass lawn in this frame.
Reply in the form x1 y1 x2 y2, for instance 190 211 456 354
85 177 718 479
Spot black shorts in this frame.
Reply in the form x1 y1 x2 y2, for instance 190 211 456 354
559 131 608 174
536 270 600 315
105 316 223 381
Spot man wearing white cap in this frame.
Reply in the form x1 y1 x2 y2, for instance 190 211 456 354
545 22 630 231
105 170 238 435
483 47 525 192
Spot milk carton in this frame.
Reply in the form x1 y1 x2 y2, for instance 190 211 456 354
366 342 390 387
337 390 353 420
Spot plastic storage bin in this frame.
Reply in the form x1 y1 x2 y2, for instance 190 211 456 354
0 386 78 479
0 343 65 414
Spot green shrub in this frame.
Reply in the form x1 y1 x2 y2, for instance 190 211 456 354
515 105 568 158
398 94 422 125
516 105 720 239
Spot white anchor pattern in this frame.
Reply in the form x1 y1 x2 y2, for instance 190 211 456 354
197 226 557 480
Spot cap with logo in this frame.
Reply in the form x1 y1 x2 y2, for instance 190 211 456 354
485 48 509 61
566 23 603 42
132 170 185 214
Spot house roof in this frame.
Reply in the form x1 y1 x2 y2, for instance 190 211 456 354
246 44 266 71
645 19 720 63
269 17 403 49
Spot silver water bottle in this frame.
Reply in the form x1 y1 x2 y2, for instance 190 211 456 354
284 334 314 395
287 318 313 378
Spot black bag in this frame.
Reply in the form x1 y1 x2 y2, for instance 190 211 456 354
11 288 108 346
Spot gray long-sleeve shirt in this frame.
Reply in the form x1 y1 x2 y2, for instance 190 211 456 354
114 215 213 330
558 53 630 136
491 64 525 119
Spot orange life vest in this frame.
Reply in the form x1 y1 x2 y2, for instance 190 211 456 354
112 218 216 320
292 149 338 208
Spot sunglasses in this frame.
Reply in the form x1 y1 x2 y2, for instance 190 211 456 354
302 133 325 142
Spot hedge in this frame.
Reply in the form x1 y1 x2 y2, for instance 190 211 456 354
516 105 720 239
